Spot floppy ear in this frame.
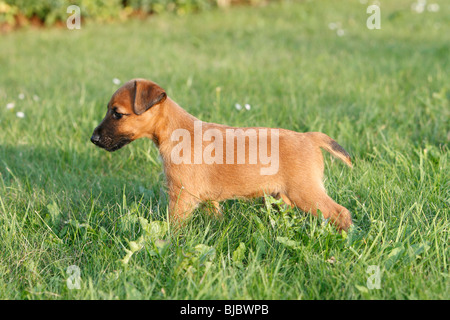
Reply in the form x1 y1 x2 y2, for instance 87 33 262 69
133 80 167 115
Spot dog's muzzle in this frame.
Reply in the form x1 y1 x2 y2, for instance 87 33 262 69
90 132 131 152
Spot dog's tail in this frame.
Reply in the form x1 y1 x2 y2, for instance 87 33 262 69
309 132 353 168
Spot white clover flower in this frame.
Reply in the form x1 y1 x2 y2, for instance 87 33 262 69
412 4 425 13
6 102 15 109
328 22 337 30
411 1 427 13
235 103 242 110
337 29 345 37
33 95 39 101
427 3 439 12
16 111 25 118
18 93 25 100
244 103 251 110
112 78 121 85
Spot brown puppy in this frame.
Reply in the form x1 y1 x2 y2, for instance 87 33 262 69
91 79 353 231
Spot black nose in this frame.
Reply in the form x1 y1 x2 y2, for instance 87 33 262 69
91 132 101 144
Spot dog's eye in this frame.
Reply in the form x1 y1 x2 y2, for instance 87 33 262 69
112 111 123 120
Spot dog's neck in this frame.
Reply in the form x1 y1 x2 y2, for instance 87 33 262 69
149 97 199 159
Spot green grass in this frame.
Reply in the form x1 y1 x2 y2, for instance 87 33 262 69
0 0 449 299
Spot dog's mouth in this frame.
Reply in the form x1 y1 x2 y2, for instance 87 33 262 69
104 138 132 152
92 136 132 152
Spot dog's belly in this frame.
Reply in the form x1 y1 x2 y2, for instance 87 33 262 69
197 164 285 202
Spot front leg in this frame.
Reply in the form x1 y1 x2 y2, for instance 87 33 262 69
168 187 200 225
202 200 223 219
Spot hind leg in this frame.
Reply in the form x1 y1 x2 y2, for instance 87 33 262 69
286 186 352 231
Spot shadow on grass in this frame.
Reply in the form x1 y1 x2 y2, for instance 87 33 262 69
0 143 166 215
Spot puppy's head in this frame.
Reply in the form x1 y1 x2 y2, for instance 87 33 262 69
91 79 167 152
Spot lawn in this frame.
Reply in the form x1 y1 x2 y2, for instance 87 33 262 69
0 0 448 299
